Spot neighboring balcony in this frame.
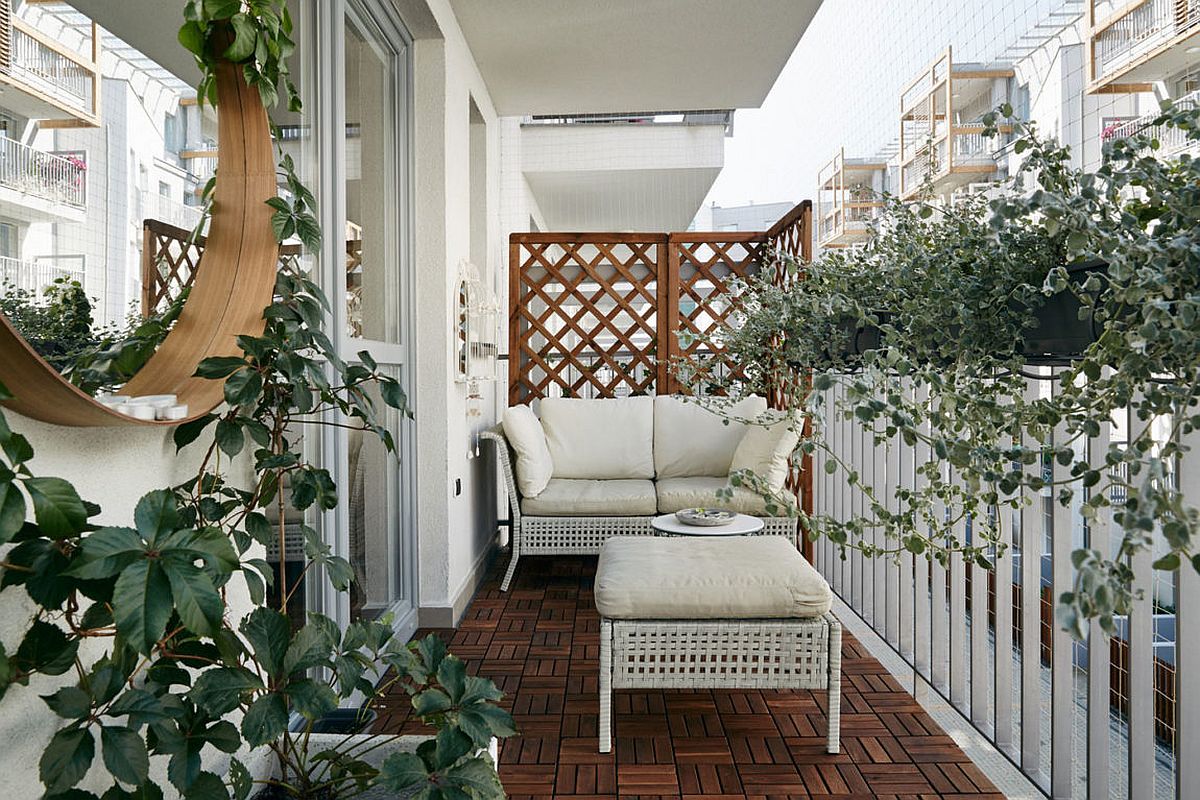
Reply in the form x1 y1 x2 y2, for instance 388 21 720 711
0 10 102 128
1088 0 1200 92
0 138 86 222
899 48 1014 200
1102 88 1200 153
140 189 205 234
0 254 85 295
519 111 730 232
816 149 885 249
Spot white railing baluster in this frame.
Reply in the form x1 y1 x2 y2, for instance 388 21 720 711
949 471 968 709
914 384 931 677
932 460 950 693
853 403 865 615
1087 409 1111 800
971 520 989 731
1050 370 1075 799
1020 373 1043 779
995 458 1015 754
1178 421 1200 800
875 421 888 637
887 412 903 651
1128 396 1154 800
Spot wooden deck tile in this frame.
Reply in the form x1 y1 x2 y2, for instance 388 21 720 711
373 554 1001 799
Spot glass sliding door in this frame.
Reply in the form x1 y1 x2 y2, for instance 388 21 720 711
337 0 416 632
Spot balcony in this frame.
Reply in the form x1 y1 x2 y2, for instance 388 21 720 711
899 48 1014 200
1088 0 1200 92
0 12 101 127
0 253 85 295
140 189 205 234
1101 88 1200 153
816 149 885 249
0 137 86 221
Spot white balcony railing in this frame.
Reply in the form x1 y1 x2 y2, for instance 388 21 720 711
141 190 205 233
812 370 1193 797
1093 0 1200 84
1103 89 1200 154
0 137 86 208
0 255 85 295
6 20 96 112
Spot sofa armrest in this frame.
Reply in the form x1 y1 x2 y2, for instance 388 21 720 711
481 426 522 529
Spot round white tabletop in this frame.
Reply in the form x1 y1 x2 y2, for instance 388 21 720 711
650 512 765 537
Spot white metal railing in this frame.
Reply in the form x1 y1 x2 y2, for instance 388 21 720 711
0 137 86 207
1103 90 1200 154
141 190 204 233
1093 0 1200 83
0 254 85 295
6 21 95 112
812 372 1194 798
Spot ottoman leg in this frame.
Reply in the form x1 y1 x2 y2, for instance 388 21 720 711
599 618 612 753
826 616 842 754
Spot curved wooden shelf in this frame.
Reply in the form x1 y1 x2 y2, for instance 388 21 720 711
0 55 279 427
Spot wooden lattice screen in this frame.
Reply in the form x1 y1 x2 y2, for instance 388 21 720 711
508 202 811 404
141 219 351 316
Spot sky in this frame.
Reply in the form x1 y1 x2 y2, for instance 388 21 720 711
703 0 1084 210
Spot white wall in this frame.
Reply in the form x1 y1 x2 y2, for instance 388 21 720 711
0 415 254 793
409 0 507 624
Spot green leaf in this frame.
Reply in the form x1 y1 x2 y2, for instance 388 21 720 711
442 755 505 797
133 490 180 544
223 13 258 62
194 357 247 379
241 693 288 747
188 667 263 716
285 678 337 720
0 479 26 543
437 656 467 703
177 21 205 56
182 771 229 800
67 527 144 579
40 727 95 794
241 607 291 678
16 620 79 676
430 726 472 770
214 419 245 458
101 725 150 787
25 477 88 538
412 688 452 717
229 758 252 800
173 414 217 452
42 686 92 720
457 703 516 747
223 368 263 407
283 622 332 675
376 752 429 791
163 562 223 636
112 560 173 655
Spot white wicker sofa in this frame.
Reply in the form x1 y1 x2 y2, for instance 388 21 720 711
483 394 800 591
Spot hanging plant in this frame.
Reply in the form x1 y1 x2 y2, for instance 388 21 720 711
685 100 1200 638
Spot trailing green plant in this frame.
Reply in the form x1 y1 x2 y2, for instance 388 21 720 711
683 100 1200 639
0 2 515 798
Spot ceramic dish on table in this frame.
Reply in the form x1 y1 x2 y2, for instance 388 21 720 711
675 507 736 527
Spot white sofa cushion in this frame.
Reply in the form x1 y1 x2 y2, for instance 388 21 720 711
520 478 657 516
539 396 655 480
595 536 832 619
501 405 554 497
655 476 795 515
730 412 800 491
653 395 768 479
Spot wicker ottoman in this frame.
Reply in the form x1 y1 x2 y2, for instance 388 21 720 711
594 535 841 754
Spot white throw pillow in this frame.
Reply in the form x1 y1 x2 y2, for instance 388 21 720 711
539 396 655 479
730 411 801 491
501 405 554 497
653 395 767 479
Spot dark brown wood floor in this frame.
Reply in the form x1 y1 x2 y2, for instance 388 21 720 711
374 554 1003 800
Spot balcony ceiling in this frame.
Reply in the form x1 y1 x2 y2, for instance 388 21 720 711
448 0 822 115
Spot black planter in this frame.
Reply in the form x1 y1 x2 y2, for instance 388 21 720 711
787 312 886 371
1019 259 1109 366
292 707 379 734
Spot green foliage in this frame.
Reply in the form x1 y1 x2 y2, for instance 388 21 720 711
0 5 513 800
687 101 1200 639
65 291 189 395
0 278 97 372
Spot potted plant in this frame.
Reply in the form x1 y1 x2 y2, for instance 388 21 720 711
0 2 515 797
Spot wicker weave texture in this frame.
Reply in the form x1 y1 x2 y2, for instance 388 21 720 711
598 613 842 754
